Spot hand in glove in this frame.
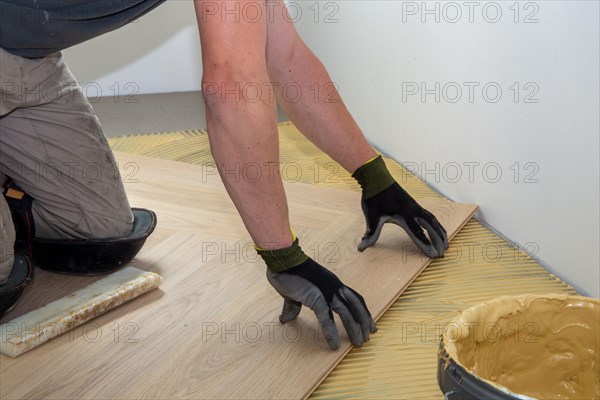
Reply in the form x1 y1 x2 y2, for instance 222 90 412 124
257 238 376 350
352 155 448 258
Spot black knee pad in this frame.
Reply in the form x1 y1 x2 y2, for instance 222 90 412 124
2 180 157 275
1 181 34 318
0 254 32 318
32 208 157 275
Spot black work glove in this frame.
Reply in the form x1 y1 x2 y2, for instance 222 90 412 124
258 239 376 350
353 156 448 258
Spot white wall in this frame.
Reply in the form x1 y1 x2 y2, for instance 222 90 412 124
63 1 599 297
293 1 599 297
63 1 202 95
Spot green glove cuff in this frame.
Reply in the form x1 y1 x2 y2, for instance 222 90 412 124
352 155 396 199
256 238 309 273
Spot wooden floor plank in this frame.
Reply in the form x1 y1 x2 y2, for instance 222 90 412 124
0 153 477 399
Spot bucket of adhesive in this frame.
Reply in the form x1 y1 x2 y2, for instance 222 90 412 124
437 294 600 400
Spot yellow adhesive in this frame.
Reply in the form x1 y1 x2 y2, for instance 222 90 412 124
444 294 600 400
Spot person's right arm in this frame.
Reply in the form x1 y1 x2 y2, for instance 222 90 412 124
193 0 375 349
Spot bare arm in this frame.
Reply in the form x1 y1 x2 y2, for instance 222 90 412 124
194 2 377 350
194 0 292 250
264 0 377 173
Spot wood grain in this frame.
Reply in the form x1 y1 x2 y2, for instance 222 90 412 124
0 152 477 399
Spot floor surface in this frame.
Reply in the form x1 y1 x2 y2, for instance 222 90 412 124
0 151 476 399
105 123 577 399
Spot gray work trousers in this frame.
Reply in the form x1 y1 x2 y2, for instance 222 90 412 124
0 48 133 284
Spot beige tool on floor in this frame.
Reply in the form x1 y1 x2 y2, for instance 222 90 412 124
0 266 162 357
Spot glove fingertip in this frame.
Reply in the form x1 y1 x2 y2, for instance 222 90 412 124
324 327 342 350
422 247 439 259
279 300 302 324
327 340 341 350
358 236 376 252
345 330 364 347
279 314 295 324
437 244 447 258
370 321 378 333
